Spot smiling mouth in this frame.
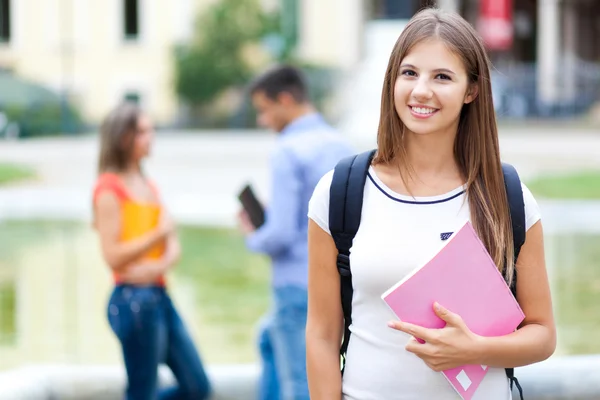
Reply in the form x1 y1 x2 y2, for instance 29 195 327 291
409 106 439 116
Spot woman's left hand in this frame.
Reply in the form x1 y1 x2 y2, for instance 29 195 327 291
388 302 484 372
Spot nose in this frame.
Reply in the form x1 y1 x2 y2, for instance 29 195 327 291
411 76 433 101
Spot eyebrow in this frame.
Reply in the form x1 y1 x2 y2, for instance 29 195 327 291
400 64 456 75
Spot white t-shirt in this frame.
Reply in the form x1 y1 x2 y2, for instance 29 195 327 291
307 166 541 400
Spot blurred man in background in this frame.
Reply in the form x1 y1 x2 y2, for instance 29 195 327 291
238 65 354 400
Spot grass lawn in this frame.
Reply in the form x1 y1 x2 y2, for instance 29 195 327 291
527 170 600 200
0 163 35 185
175 225 271 361
0 283 14 345
549 234 600 355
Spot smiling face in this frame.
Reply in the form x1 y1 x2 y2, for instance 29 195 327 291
394 39 478 137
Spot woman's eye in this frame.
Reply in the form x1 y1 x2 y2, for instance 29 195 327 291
436 73 451 80
402 70 417 77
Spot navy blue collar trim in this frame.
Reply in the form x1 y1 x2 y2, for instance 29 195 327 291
367 173 465 205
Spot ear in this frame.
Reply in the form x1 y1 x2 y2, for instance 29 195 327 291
464 83 479 104
278 91 296 107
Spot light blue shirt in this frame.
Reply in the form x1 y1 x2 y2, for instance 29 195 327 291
246 113 355 288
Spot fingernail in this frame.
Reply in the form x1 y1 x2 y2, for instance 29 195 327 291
387 321 396 328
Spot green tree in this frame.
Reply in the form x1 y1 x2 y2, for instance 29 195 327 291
174 0 280 108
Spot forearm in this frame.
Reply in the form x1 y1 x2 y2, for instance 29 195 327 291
246 225 291 257
109 229 166 272
247 148 299 256
476 324 556 368
306 337 343 400
118 239 179 284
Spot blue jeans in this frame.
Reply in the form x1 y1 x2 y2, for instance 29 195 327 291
258 285 309 400
107 285 211 400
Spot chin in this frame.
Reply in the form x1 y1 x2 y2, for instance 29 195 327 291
403 121 438 136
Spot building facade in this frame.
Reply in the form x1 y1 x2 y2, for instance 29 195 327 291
0 0 215 126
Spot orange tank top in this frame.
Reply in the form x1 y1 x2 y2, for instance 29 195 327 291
92 173 166 286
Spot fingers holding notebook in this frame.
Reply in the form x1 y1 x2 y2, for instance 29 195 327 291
388 303 483 372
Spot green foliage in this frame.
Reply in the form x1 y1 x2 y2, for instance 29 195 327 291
2 102 85 138
174 0 281 107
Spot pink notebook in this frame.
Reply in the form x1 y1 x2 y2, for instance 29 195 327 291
381 221 525 400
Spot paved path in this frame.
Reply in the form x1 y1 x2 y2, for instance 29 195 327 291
0 126 599 229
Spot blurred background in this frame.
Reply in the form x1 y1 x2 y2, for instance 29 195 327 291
0 0 599 395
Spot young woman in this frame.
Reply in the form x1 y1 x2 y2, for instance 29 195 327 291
306 8 556 400
93 103 211 400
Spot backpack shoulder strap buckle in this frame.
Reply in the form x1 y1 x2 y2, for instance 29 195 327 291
337 254 351 277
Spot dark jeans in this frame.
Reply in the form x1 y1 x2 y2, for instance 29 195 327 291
107 285 211 400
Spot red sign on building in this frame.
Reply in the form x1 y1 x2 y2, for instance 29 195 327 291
478 0 514 50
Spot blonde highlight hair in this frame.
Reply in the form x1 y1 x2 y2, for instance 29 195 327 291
373 8 515 283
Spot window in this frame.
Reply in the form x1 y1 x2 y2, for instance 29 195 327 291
124 91 141 105
123 0 139 40
367 0 424 20
0 0 10 43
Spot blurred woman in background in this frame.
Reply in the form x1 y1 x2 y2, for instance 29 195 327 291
92 102 211 400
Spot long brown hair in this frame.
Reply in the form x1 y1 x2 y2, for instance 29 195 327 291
97 102 142 174
373 8 515 284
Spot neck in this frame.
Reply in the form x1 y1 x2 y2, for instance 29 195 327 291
287 103 316 125
403 128 458 178
121 162 142 177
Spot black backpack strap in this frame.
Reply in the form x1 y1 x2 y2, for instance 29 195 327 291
502 162 526 267
501 162 526 400
329 149 376 373
502 162 525 300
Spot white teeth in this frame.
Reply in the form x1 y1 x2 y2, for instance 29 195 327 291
411 107 436 115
